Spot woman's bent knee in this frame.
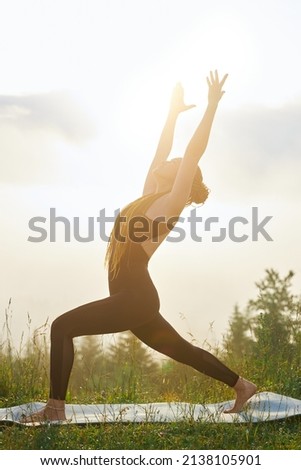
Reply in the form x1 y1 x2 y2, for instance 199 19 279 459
51 315 71 341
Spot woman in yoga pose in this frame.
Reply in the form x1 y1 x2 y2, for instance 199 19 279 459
23 70 256 423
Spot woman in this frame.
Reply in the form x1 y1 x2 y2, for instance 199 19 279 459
23 70 256 423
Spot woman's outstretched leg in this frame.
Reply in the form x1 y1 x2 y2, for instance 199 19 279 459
22 292 154 423
131 313 256 413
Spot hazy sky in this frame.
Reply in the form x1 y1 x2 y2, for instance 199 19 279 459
1 0 301 351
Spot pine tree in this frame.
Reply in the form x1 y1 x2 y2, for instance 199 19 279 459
222 304 254 357
249 269 298 363
222 269 301 394
70 335 108 397
107 331 160 401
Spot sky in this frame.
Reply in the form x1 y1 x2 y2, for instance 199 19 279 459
0 0 301 354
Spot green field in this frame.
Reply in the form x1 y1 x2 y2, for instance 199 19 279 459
1 269 301 450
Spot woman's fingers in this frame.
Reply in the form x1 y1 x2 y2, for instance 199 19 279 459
220 73 229 87
206 70 228 103
207 70 228 86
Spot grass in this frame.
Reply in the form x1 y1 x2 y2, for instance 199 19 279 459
1 301 301 450
1 419 301 450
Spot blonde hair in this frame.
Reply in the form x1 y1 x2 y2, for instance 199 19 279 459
106 162 210 279
105 192 168 279
187 165 210 206
170 158 210 206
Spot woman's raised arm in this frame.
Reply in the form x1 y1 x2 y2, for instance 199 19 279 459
142 83 195 196
168 70 228 212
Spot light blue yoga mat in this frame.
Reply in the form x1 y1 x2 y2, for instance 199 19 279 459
1 392 301 425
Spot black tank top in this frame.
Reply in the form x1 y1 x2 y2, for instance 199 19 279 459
108 193 178 293
127 213 177 244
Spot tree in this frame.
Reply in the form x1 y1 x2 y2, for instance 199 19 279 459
249 269 298 363
222 304 254 358
222 269 301 394
69 335 108 397
107 331 160 401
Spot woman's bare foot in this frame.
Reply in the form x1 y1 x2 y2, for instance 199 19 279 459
20 398 66 424
224 377 257 413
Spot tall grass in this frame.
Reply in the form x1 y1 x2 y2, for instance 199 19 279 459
0 299 230 406
0 300 49 407
1 299 300 407
1 297 301 450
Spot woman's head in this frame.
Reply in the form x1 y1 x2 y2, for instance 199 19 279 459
187 164 210 205
153 158 209 205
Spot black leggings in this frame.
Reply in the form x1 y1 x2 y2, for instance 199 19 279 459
50 294 239 399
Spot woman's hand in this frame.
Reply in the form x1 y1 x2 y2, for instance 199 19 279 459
169 82 195 115
206 70 228 106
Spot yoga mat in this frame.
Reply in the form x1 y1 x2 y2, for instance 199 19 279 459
1 392 301 426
